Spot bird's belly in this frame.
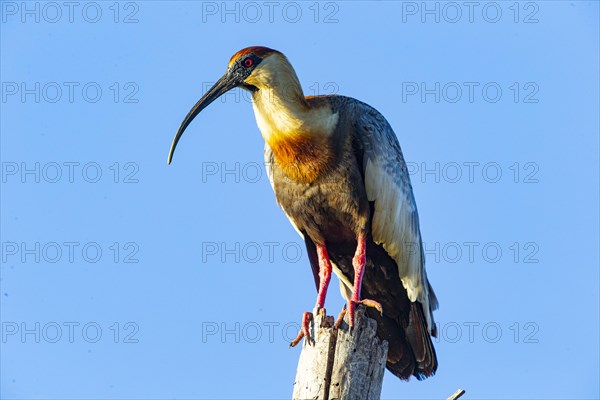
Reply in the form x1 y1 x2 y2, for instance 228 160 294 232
273 169 369 245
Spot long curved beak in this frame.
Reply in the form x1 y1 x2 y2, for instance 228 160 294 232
168 73 239 164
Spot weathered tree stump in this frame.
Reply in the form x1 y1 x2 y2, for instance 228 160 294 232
292 305 388 400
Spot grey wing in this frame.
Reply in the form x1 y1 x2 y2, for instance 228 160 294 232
348 99 438 333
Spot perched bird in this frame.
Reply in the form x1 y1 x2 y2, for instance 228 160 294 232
168 46 438 380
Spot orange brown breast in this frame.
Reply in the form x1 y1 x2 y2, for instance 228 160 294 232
268 133 334 184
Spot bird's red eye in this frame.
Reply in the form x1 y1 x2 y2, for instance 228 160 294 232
243 58 254 68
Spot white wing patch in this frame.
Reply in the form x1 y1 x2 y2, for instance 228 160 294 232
356 103 437 333
365 158 424 302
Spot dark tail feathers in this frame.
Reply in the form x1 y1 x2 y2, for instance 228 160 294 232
386 302 438 380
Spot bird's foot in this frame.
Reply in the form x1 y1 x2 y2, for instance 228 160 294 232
347 298 383 328
289 311 314 347
289 308 331 347
334 304 347 329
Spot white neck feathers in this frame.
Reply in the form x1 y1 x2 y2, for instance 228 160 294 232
245 54 338 142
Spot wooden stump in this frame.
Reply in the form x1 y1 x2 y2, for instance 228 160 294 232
292 305 388 400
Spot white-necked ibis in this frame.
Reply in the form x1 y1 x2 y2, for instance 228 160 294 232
168 46 438 380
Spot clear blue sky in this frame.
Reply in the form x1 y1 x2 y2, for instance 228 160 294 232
1 1 598 399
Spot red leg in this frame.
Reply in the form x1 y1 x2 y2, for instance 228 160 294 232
315 244 332 311
352 235 367 301
290 243 332 347
347 234 382 328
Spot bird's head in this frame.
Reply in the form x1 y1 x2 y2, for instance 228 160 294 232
168 46 295 164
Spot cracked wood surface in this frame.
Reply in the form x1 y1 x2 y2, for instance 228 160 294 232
292 306 388 400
